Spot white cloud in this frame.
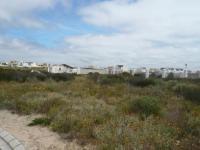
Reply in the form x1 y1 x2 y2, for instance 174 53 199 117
62 0 200 68
0 37 60 63
80 0 200 35
0 0 70 28
64 33 200 68
1 0 200 69
0 36 106 67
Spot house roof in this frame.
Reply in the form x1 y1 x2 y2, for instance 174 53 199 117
51 64 74 69
62 64 74 69
81 67 104 70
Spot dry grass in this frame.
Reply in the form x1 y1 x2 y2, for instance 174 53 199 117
0 74 200 149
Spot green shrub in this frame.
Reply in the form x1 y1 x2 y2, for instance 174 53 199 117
0 68 75 82
173 84 200 103
28 117 51 126
87 72 100 82
129 97 162 118
0 70 27 82
167 73 174 80
99 75 125 85
182 113 200 137
129 78 156 87
48 73 75 81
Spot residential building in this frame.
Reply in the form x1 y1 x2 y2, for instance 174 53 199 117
48 64 74 74
160 67 187 78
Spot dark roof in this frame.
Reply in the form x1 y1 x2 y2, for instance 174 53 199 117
62 64 74 69
82 67 103 70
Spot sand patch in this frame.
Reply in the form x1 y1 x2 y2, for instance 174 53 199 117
0 110 93 150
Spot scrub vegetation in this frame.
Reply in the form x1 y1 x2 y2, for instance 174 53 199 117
0 68 199 150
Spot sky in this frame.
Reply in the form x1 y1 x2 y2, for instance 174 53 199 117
0 0 200 69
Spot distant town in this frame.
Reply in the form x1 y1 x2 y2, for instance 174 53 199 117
0 60 200 79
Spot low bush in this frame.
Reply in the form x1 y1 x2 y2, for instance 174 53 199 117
0 68 75 82
0 75 200 149
94 116 176 150
129 77 156 87
167 73 174 80
98 73 133 85
99 75 125 85
50 98 115 139
0 70 27 82
181 112 200 137
173 84 200 103
15 92 66 114
28 117 51 126
48 73 75 82
87 72 100 82
129 97 162 118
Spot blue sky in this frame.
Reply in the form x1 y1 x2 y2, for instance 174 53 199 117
0 0 200 69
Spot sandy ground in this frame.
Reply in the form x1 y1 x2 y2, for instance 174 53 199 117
0 110 93 150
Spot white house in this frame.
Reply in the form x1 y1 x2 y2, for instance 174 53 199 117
0 61 8 67
21 62 38 67
9 60 19 67
13 61 38 68
48 64 74 74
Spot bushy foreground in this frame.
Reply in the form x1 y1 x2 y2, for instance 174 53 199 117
0 68 75 82
0 73 200 150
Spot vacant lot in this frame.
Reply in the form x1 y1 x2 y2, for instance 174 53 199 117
0 70 199 150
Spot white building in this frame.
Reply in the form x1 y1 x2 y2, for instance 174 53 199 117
130 67 146 75
48 64 74 74
0 61 8 67
130 67 150 78
20 62 38 68
145 68 150 79
115 65 129 74
9 60 19 67
9 61 39 68
108 65 129 74
107 66 115 74
188 71 200 79
160 67 187 78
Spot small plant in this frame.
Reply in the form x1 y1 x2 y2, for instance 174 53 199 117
28 117 51 126
129 97 162 118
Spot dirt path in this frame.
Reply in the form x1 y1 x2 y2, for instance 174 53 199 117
0 110 93 150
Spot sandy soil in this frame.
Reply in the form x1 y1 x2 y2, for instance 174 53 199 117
0 110 93 150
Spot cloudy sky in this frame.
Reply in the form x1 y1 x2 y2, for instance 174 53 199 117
0 0 200 69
